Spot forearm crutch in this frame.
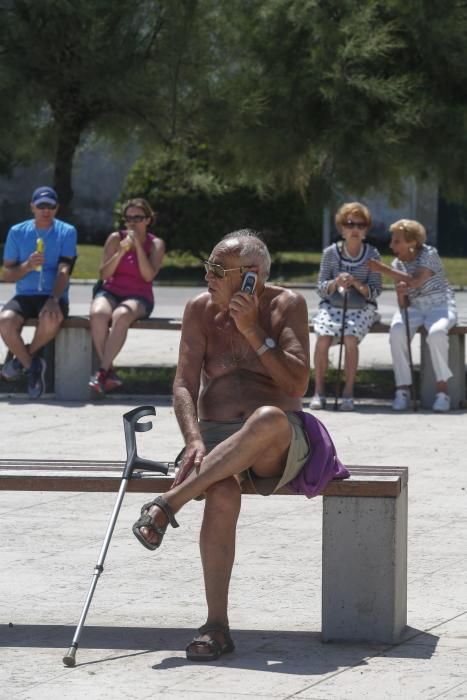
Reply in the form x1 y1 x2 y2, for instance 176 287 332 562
63 405 170 667
333 289 348 411
402 303 417 411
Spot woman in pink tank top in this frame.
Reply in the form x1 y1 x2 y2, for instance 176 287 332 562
89 198 165 395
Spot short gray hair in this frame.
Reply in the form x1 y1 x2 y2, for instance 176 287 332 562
214 229 271 280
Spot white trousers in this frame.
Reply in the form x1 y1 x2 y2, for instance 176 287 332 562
390 304 458 386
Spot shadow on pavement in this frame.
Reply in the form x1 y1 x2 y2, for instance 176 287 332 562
1 624 439 676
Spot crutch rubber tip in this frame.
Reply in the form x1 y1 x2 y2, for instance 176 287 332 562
63 646 77 667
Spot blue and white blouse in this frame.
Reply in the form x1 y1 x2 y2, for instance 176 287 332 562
391 245 456 310
317 242 382 306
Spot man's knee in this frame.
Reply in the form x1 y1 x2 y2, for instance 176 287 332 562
38 313 62 336
246 405 290 441
0 312 22 338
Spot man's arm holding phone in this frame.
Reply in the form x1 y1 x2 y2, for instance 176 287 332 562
230 273 310 396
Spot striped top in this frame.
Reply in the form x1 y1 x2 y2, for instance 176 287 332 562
391 245 455 309
317 242 382 305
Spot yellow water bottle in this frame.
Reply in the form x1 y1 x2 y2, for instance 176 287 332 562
35 238 44 271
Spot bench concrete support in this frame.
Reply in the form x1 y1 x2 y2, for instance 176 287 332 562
420 333 465 409
55 326 96 401
321 484 408 644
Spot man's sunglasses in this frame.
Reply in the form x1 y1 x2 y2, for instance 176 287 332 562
343 220 367 230
204 261 249 279
36 203 57 210
124 214 146 223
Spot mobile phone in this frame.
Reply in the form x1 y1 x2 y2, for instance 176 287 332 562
241 271 257 294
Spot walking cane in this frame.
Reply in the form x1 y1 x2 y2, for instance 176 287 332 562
333 288 348 411
401 301 417 411
62 405 170 667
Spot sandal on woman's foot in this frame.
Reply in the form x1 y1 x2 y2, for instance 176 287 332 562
186 623 235 662
132 496 179 551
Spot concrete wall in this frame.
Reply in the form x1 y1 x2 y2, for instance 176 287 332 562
0 138 140 243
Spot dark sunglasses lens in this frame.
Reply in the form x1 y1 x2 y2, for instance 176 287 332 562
125 215 145 223
204 262 224 278
37 203 56 210
345 221 366 230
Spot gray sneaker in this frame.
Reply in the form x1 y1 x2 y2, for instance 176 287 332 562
26 356 46 399
1 355 23 381
309 394 326 410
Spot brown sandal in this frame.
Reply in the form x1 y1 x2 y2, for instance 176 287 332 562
132 496 179 551
186 623 235 662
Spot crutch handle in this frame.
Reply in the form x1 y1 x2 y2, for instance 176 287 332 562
122 406 169 478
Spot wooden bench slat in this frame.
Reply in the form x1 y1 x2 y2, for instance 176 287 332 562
0 460 407 498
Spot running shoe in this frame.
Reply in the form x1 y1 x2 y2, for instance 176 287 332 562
1 355 23 381
339 397 355 411
432 392 450 413
392 389 410 411
89 369 107 395
104 369 123 392
26 356 46 399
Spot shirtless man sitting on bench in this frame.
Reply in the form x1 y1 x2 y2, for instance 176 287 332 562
133 229 311 661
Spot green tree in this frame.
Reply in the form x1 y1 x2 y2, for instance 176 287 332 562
193 0 467 205
120 140 321 256
0 0 202 216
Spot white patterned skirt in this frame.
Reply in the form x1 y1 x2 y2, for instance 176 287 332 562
313 302 379 345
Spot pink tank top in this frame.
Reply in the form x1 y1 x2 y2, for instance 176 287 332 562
103 231 156 302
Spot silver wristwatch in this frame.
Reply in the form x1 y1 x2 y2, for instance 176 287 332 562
256 337 276 356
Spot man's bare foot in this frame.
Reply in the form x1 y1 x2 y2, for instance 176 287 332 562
140 503 168 547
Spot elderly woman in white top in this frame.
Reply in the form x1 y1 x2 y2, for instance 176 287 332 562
311 202 382 411
368 219 457 412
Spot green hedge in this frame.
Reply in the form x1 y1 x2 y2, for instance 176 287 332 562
118 144 323 257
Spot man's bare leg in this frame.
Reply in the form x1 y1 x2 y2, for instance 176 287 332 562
0 312 31 368
138 405 292 546
136 408 289 655
186 477 241 657
28 312 63 356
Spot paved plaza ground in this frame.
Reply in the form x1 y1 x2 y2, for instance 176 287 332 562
1 283 466 698
1 397 466 699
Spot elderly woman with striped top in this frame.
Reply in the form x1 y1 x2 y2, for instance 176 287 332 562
368 219 457 412
311 202 382 411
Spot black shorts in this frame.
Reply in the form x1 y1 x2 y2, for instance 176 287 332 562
1 295 69 319
94 289 154 318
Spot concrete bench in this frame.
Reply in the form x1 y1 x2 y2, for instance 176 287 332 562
0 458 408 644
15 316 466 407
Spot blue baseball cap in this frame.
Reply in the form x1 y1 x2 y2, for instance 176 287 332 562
31 186 58 206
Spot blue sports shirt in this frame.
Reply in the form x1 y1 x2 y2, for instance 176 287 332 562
3 218 77 301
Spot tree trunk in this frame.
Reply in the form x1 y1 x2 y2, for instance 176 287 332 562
53 115 86 221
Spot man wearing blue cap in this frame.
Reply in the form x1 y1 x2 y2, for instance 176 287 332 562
0 186 77 398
